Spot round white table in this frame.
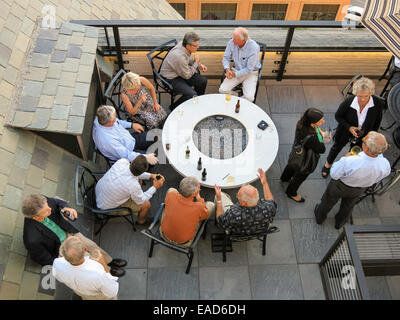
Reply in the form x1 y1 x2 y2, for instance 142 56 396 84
161 94 279 188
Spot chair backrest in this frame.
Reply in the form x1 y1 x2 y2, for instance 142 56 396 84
255 41 267 77
341 73 364 98
95 147 115 169
103 69 127 119
146 39 177 93
78 166 99 211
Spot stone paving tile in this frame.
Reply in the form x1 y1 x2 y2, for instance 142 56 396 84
18 271 40 300
67 116 84 134
0 281 20 300
47 63 62 79
0 127 19 153
0 234 12 265
298 264 326 300
42 79 59 95
99 221 148 268
31 147 49 170
365 277 392 300
147 267 199 300
26 164 45 189
2 185 22 212
199 266 251 300
38 29 59 41
291 219 339 264
24 255 42 275
3 252 26 284
386 276 400 299
267 86 308 113
7 166 27 190
51 105 70 120
270 114 299 145
303 86 343 113
249 264 303 299
30 53 50 68
38 95 54 109
118 269 147 300
70 97 88 116
247 219 296 265
12 111 34 127
0 207 17 236
0 148 14 176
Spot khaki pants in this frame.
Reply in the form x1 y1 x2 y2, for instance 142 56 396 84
63 232 112 265
219 70 258 102
160 188 215 247
108 198 141 216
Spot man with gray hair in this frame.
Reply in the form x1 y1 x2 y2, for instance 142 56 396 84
160 32 208 109
214 168 276 235
315 131 391 229
92 105 158 165
52 236 119 300
160 177 215 246
219 27 261 102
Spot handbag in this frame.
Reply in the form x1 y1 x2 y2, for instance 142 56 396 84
288 134 320 175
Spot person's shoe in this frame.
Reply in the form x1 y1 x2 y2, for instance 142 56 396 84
110 267 125 277
108 258 127 268
321 165 331 178
314 204 323 224
287 194 305 203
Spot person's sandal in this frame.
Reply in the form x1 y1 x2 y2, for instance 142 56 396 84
321 165 330 178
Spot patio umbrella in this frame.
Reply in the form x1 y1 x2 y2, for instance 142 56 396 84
361 0 400 59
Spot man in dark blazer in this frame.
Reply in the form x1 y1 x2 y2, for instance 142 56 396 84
22 194 127 277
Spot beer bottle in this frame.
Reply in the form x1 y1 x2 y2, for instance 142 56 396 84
197 157 202 170
235 100 240 113
201 168 207 181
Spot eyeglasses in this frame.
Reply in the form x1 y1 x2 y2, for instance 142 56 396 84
189 43 199 48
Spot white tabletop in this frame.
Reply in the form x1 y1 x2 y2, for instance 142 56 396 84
161 94 279 188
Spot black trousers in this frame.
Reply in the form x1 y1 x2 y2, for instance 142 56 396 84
315 179 366 228
131 131 154 154
170 73 207 109
280 164 309 197
326 138 362 165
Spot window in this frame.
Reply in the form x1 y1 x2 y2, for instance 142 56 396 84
251 4 288 20
170 3 186 19
201 3 237 20
300 4 339 21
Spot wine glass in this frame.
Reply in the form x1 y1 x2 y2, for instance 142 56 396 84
350 145 362 155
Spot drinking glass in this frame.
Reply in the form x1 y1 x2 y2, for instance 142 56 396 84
192 95 199 104
350 145 362 155
225 93 231 103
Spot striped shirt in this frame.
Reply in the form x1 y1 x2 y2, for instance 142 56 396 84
95 158 156 209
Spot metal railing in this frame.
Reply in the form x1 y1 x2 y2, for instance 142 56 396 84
320 225 400 300
70 20 386 81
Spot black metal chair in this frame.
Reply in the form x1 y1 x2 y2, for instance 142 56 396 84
218 225 279 262
378 56 398 98
146 39 178 108
141 203 208 274
75 165 136 235
103 69 146 127
219 41 266 104
94 147 115 169
341 72 364 98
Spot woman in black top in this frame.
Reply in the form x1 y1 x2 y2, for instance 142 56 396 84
321 77 384 177
281 108 327 202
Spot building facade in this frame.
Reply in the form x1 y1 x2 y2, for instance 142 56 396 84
168 0 351 21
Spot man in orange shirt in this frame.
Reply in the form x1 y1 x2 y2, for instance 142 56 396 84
160 177 215 247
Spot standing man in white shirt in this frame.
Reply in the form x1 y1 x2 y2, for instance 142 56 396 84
314 131 391 229
95 155 165 225
53 236 119 300
219 27 261 102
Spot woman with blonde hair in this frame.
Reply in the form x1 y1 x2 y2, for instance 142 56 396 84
321 77 384 178
121 72 167 129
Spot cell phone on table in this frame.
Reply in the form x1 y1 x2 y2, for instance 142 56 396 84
257 120 269 130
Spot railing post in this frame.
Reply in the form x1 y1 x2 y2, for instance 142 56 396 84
276 26 295 81
113 26 124 70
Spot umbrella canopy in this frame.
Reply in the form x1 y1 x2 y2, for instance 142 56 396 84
361 0 400 60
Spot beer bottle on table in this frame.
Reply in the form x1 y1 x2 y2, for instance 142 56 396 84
197 157 202 170
201 168 207 181
235 100 240 113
